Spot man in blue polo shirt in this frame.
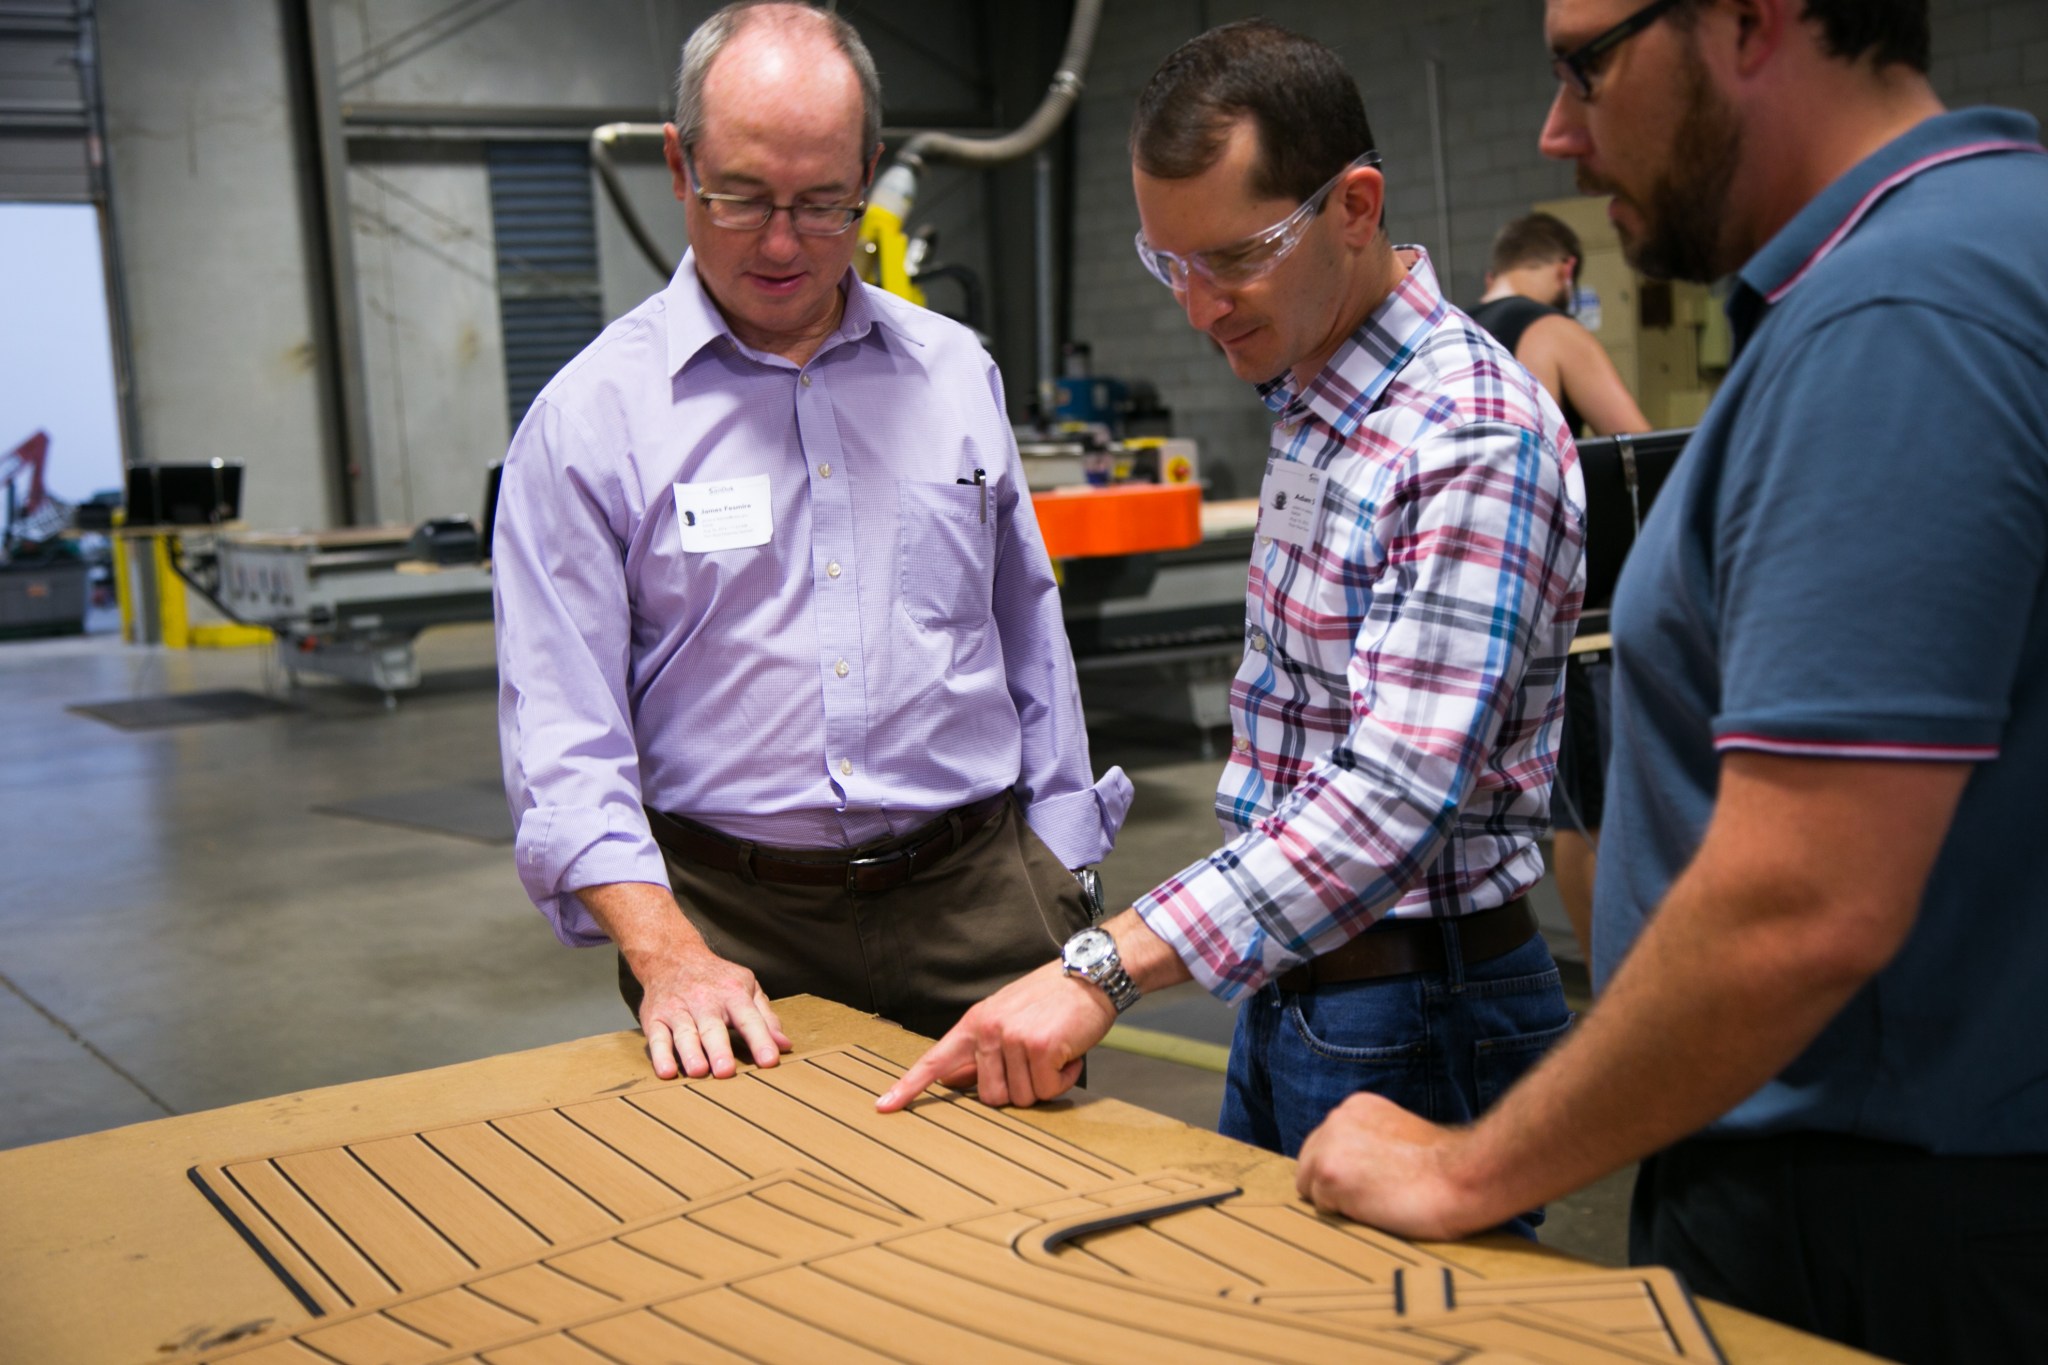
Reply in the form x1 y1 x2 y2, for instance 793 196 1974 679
1289 1 2048 1359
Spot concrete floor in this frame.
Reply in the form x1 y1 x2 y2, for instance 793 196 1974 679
0 623 1629 1265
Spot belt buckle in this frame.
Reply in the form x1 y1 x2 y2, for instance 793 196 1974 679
845 847 908 896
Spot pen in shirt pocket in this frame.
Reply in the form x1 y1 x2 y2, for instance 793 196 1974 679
955 467 987 522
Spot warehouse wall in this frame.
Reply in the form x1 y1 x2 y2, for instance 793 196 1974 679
1068 0 2048 498
97 0 335 528
96 0 1027 531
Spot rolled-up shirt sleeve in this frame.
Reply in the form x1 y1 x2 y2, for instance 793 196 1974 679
983 360 1133 868
494 396 669 946
1135 419 1581 999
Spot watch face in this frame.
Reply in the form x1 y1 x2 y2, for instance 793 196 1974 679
1064 927 1115 973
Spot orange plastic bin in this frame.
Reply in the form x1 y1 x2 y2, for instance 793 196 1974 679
1029 483 1204 559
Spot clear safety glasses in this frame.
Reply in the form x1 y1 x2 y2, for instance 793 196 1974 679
1134 151 1381 292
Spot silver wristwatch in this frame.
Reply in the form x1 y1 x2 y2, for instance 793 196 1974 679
1062 926 1140 1013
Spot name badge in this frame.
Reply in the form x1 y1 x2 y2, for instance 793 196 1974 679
674 475 772 552
1257 456 1326 550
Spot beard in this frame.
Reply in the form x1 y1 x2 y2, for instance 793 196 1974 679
1581 41 1743 283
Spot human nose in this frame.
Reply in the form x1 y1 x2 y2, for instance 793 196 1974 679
1538 85 1589 162
757 205 804 257
1179 271 1233 332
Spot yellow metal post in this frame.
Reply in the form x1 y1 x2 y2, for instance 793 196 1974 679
150 532 188 649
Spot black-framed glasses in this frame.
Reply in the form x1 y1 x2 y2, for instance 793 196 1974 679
1134 151 1382 293
1550 0 1687 100
683 149 866 236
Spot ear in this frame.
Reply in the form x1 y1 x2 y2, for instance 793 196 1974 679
864 141 884 188
1336 164 1386 247
663 124 690 202
1715 0 1791 79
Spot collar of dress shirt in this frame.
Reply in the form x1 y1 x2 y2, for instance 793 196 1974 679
662 247 925 377
1255 246 1448 440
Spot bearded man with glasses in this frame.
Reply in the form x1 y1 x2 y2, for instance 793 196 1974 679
493 1 1130 1084
883 22 1585 1241
1288 2 2048 1359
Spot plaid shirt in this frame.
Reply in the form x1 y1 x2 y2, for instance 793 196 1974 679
1133 250 1584 1001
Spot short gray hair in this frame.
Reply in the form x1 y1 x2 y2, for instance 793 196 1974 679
673 2 882 163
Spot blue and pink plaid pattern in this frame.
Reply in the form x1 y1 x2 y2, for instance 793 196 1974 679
1133 251 1586 1001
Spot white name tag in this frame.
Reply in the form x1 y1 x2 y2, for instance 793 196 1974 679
1257 456 1326 550
674 475 772 552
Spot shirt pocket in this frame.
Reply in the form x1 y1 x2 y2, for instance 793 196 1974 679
898 479 996 629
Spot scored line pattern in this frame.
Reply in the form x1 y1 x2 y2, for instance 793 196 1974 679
191 1047 1127 1314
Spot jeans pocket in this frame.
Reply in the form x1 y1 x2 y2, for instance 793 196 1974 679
1473 1012 1575 1112
1283 979 1432 1064
898 480 994 630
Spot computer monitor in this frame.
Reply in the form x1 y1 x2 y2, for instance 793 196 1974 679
123 462 244 527
1576 427 1693 620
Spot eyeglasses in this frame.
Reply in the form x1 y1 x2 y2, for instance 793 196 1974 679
1134 151 1382 292
683 149 866 236
1550 0 1687 100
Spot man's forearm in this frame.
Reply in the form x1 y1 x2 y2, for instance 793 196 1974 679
575 882 712 974
1102 908 1193 995
1440 766 1950 1226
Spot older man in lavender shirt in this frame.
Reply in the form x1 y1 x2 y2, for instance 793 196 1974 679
492 2 1129 1081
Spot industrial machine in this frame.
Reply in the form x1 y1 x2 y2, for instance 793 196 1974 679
1 431 91 638
209 524 492 703
129 461 498 705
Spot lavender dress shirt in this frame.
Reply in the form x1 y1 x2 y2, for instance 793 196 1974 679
494 254 1131 946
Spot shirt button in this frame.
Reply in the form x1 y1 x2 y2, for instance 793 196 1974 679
1250 629 1268 652
838 758 853 776
834 658 849 678
826 561 842 579
1232 736 1251 754
818 463 832 479
801 373 813 387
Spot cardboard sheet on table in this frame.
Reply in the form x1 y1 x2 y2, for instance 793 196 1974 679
188 1045 1126 1314
180 1168 1723 1365
1047 1201 1722 1362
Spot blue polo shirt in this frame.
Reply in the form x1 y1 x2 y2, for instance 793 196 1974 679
1596 108 2048 1153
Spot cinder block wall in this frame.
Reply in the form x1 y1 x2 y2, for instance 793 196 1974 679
1067 0 2048 498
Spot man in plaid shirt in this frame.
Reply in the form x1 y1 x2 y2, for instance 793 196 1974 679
883 22 1583 1226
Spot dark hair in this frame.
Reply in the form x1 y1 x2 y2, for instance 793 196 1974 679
1801 0 1929 71
1489 213 1582 275
1669 0 1928 72
1129 20 1374 204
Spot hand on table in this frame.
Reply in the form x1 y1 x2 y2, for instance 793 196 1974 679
1295 1091 1490 1241
876 960 1116 1112
633 943 790 1081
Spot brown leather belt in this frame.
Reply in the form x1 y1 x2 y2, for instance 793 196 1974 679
1275 897 1538 992
643 791 1009 896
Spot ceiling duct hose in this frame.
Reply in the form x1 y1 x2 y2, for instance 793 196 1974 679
891 0 1102 175
590 123 677 279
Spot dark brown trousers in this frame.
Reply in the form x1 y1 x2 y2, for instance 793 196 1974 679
618 796 1091 1043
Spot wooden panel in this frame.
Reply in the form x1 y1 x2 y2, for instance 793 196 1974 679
351 1135 551 1269
651 1290 905 1365
188 1168 1726 1365
550 1096 747 1198
271 1147 474 1289
564 1311 758 1364
422 1125 615 1245
486 1110 688 1222
219 1158 398 1309
192 1047 1128 1312
738 1265 1054 1365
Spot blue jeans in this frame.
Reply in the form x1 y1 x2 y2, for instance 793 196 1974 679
1221 928 1572 1238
